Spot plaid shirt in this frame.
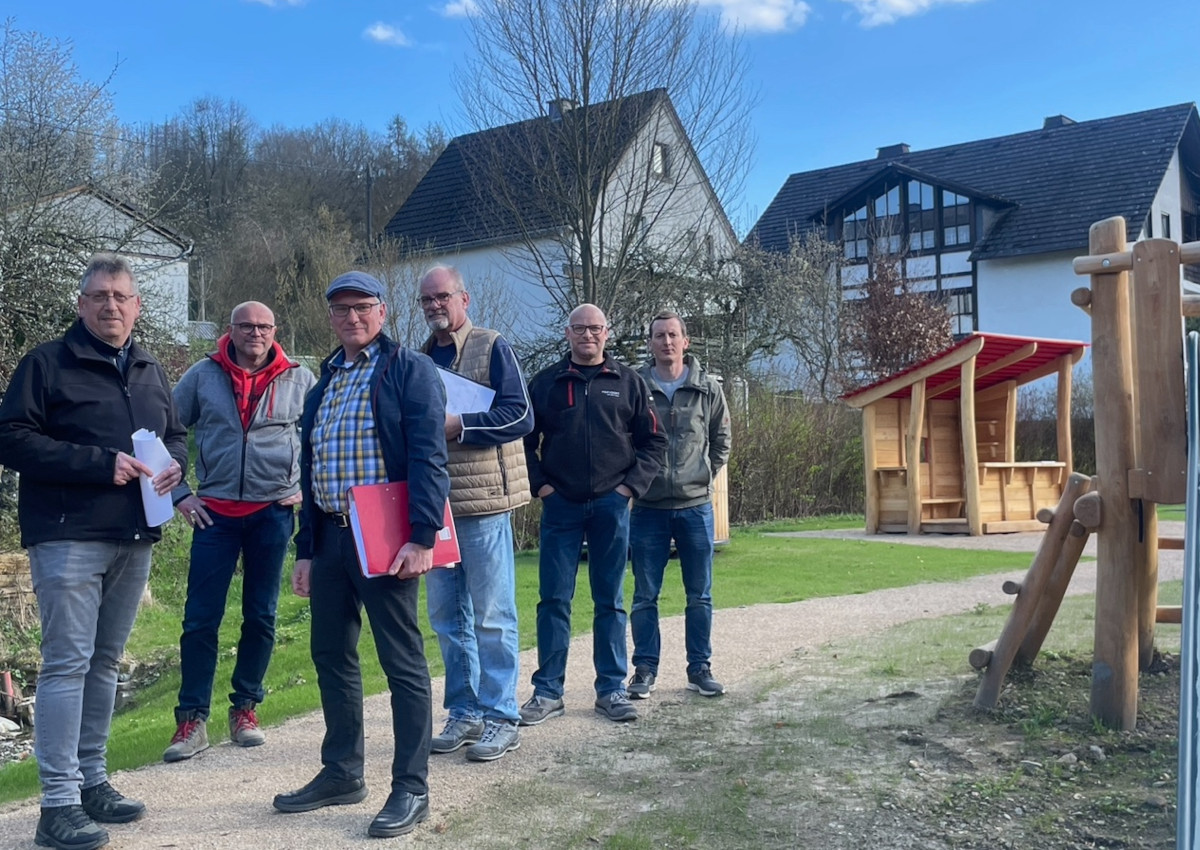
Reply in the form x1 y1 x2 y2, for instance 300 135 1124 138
311 340 387 513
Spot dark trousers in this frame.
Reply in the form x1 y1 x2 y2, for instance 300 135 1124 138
309 514 431 794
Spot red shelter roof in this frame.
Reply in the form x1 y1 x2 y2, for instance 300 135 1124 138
842 333 1088 407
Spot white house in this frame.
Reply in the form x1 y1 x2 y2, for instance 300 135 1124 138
748 103 1200 359
42 185 193 342
383 89 737 346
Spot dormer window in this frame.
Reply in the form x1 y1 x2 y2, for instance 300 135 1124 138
839 181 973 259
651 142 671 180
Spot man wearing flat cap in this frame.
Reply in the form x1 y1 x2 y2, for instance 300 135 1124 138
273 271 450 840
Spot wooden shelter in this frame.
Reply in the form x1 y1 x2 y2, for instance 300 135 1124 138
843 333 1086 535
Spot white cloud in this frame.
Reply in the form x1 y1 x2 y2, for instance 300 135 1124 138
840 0 985 27
694 0 811 32
244 0 306 7
363 22 413 47
439 0 480 16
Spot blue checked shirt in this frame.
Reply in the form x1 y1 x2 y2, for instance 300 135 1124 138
311 340 388 513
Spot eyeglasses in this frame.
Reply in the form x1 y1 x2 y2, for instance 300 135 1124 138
235 323 275 335
569 324 607 336
329 302 381 318
417 291 462 308
83 292 135 305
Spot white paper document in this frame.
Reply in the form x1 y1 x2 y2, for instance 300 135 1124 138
437 367 496 416
131 429 174 527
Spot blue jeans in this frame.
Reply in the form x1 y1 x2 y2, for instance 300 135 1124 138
28 539 152 807
426 511 521 724
630 503 715 675
531 489 631 699
176 503 293 719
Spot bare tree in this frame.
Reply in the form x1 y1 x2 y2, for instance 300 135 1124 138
455 0 753 335
840 253 954 386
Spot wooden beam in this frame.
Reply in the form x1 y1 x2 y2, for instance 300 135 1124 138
1016 512 1092 665
1129 238 1187 505
1088 215 1141 731
1157 606 1183 624
843 335 987 409
969 639 998 671
1005 382 1018 463
1073 239 1200 276
960 356 983 535
1056 354 1073 477
862 405 879 534
927 342 1038 400
976 472 1093 708
906 380 926 535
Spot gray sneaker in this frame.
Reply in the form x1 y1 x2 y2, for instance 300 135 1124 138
431 717 485 753
595 691 638 722
163 717 209 763
518 694 565 726
229 706 266 747
628 666 656 699
687 665 726 697
465 720 521 762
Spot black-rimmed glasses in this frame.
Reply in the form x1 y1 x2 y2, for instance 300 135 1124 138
329 302 381 318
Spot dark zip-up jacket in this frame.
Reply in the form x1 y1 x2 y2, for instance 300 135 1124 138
0 320 188 547
524 353 666 502
294 334 450 560
635 355 732 510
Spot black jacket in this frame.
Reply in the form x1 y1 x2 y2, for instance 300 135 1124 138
524 354 666 502
0 320 188 547
294 334 450 561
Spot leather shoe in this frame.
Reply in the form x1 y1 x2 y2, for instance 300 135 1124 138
367 791 429 838
273 773 367 813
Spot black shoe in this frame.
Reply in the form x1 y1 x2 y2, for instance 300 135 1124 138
272 773 368 813
34 805 109 850
368 791 429 838
80 781 145 824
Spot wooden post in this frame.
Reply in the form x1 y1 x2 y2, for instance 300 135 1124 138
960 357 982 535
862 404 879 534
975 472 1092 709
906 380 926 535
1087 216 1141 731
1004 383 1018 463
1056 354 1073 477
1015 516 1091 665
1138 504 1159 671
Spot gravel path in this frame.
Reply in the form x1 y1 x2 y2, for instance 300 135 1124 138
0 525 1186 849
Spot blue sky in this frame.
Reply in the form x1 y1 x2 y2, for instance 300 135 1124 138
6 0 1198 233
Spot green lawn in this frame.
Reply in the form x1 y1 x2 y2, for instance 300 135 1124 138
0 515 1038 804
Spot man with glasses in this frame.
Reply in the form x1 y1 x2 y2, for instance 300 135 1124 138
274 271 449 839
519 304 665 725
417 265 532 762
162 301 315 763
0 254 187 850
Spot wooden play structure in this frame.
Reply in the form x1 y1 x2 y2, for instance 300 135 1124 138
970 217 1200 734
844 333 1086 536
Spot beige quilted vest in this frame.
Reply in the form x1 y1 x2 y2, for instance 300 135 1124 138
424 320 531 517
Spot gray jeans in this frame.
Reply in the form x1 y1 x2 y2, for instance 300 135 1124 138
28 540 151 806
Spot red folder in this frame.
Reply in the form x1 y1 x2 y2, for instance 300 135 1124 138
346 482 460 578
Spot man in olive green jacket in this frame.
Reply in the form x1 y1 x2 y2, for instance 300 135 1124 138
628 310 731 699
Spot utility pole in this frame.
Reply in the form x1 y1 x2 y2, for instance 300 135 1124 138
365 162 374 248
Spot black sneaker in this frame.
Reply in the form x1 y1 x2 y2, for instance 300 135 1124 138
594 691 638 722
627 666 656 699
686 665 726 697
35 804 109 850
80 781 145 824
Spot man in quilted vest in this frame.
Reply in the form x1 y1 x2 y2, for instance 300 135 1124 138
418 266 533 762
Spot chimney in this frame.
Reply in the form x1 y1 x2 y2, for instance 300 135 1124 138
876 143 910 159
1042 115 1075 130
547 98 577 121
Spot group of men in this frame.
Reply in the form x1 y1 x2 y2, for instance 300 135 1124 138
0 254 730 848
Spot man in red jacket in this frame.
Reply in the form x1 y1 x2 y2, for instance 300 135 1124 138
163 301 315 762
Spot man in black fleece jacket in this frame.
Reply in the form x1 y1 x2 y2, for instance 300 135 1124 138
519 303 665 726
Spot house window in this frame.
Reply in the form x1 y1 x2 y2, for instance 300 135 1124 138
873 184 901 254
650 142 671 180
943 191 971 247
1162 213 1172 240
907 180 937 252
844 205 869 260
1184 211 1198 243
